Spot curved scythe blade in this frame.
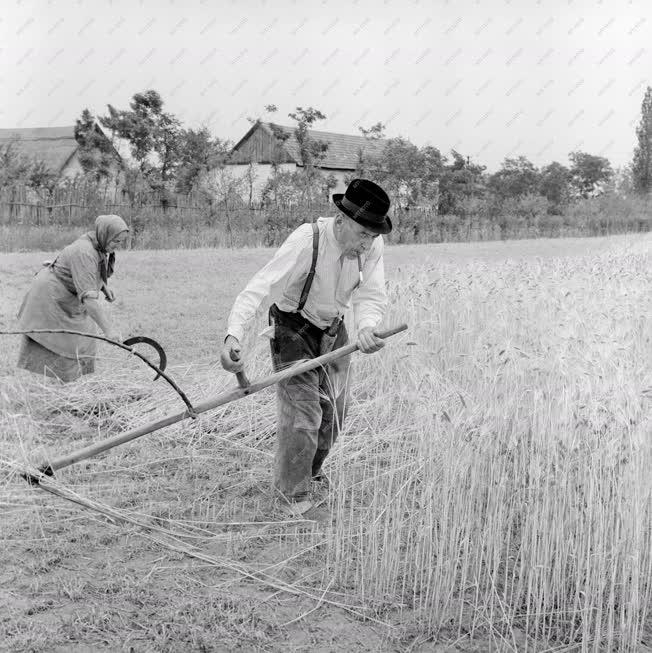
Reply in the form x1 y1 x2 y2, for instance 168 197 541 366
122 336 167 381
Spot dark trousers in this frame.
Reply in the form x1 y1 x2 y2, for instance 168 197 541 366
269 304 350 500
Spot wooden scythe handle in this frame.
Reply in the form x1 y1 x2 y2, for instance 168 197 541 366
29 324 408 478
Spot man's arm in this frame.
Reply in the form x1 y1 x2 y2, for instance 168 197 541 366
226 223 313 341
221 224 313 371
352 239 388 354
353 239 388 330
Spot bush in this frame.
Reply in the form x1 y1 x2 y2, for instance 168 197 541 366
1 180 649 251
564 194 650 235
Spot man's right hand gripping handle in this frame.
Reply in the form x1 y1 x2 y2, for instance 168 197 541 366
221 336 250 388
220 335 243 373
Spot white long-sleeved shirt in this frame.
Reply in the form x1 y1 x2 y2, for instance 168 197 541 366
226 217 387 342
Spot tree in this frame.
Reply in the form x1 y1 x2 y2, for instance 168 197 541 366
268 122 290 171
200 167 246 207
156 112 182 184
0 139 61 192
539 161 571 211
352 122 387 180
287 106 329 168
267 106 330 205
74 109 115 181
242 161 258 207
372 137 425 208
28 160 60 192
358 122 386 140
568 151 613 198
419 145 446 208
487 156 541 200
261 169 334 207
351 139 480 212
614 164 636 198
197 168 247 246
437 150 486 214
175 127 231 194
262 169 305 206
246 104 279 126
631 86 652 195
322 173 338 201
100 90 182 189
121 166 151 204
0 139 32 188
356 138 447 210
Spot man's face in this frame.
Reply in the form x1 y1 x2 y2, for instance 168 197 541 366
336 217 380 258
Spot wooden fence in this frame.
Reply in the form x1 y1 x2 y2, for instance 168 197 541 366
0 185 218 226
1 184 649 251
0 185 356 246
0 186 503 247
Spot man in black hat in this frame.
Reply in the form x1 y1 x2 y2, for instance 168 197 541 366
220 179 392 516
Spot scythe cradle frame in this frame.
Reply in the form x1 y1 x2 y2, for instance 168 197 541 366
2 324 408 483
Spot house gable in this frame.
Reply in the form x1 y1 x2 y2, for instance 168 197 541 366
0 124 123 175
229 122 299 166
229 122 388 171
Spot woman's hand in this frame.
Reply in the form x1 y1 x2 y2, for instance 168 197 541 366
102 284 116 302
85 297 115 341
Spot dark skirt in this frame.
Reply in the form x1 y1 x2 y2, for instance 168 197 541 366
17 336 95 383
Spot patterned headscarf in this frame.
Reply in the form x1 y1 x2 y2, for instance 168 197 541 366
85 214 129 283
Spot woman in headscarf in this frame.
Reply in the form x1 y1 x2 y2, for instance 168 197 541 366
16 214 130 382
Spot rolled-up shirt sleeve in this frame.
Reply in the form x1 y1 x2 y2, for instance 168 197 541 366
68 250 101 302
353 238 388 331
226 224 313 343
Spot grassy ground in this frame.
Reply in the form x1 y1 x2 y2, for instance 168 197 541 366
0 234 650 652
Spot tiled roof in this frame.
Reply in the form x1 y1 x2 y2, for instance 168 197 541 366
262 123 387 170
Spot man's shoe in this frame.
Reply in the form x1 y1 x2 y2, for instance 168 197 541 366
280 499 332 524
302 503 333 524
311 473 330 488
280 499 314 517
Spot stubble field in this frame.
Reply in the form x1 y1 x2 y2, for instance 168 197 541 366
0 234 650 652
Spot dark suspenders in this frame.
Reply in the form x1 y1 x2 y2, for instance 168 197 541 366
296 222 320 313
295 222 341 338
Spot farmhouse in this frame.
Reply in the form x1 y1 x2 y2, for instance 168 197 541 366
0 125 123 181
220 121 388 202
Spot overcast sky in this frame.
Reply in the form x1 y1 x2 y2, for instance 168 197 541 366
2 0 651 172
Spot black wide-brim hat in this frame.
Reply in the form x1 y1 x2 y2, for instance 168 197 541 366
333 179 392 234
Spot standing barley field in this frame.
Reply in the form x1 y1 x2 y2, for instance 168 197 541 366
0 234 650 652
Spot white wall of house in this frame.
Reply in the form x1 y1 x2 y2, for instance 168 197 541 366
217 162 296 201
59 150 125 187
324 170 350 195
60 151 84 178
217 163 352 203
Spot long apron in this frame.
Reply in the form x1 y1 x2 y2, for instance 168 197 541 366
16 267 98 380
